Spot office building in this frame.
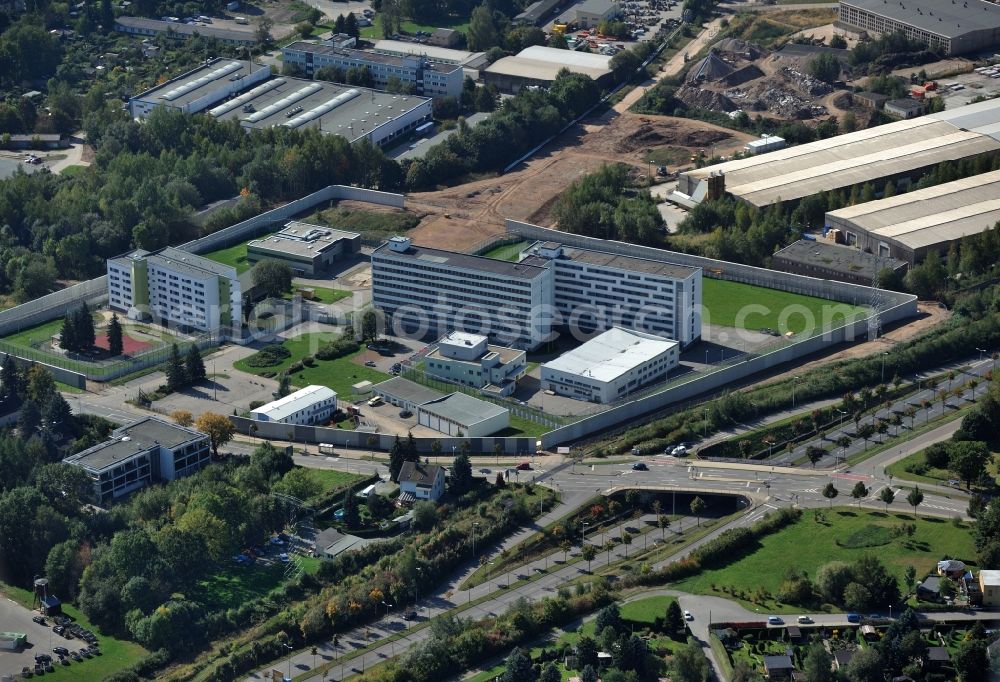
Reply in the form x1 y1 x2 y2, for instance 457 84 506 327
282 42 464 98
107 246 242 333
567 0 620 29
115 16 258 46
838 0 1000 56
63 417 211 504
675 98 1000 208
483 46 614 93
250 385 338 425
416 392 510 437
824 168 1000 264
425 331 527 397
540 327 679 403
372 40 488 71
371 236 555 350
520 241 702 348
246 222 361 276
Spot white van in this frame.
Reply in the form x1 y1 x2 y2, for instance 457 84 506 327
234 15 248 24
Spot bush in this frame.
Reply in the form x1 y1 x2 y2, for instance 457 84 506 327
315 332 359 361
245 345 291 368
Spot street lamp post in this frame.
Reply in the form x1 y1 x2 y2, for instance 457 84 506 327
582 522 589 545
472 522 479 558
283 643 294 681
976 347 987 363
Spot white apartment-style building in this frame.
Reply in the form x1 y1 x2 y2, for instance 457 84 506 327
281 42 464 98
250 385 338 425
520 242 701 347
107 247 242 333
541 327 680 403
425 331 527 397
63 417 211 505
371 236 554 350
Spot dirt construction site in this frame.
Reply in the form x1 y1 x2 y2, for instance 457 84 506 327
401 111 755 251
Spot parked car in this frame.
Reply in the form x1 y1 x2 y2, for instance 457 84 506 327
53 647 69 657
632 461 648 471
797 615 813 624
767 616 784 625
670 445 687 456
32 615 46 625
478 468 491 474
364 360 377 367
278 553 290 563
399 409 413 418
516 461 531 470
403 610 417 620
34 654 52 663
367 396 383 407
684 610 694 621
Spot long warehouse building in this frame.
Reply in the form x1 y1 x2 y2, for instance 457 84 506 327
838 0 1000 56
825 168 1000 264
129 58 432 147
675 98 1000 208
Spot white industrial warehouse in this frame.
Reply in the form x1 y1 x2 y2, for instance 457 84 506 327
250 385 338 425
825 168 1000 264
675 98 1000 208
128 58 433 147
541 327 680 403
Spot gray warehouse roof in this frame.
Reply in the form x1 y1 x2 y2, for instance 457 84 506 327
374 376 446 405
418 392 508 425
827 168 1000 251
839 0 1000 39
209 76 430 139
682 99 1000 206
131 58 262 109
116 16 257 43
773 239 905 279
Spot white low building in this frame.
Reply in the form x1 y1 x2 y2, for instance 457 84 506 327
425 331 527 397
541 327 679 403
250 385 337 425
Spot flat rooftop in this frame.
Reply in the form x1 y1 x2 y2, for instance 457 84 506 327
372 39 487 67
683 99 1000 206
64 417 206 473
149 245 239 280
485 45 612 81
248 222 359 258
521 243 699 280
543 327 679 383
773 239 905 278
131 58 261 109
418 392 508 425
427 341 525 366
285 41 463 74
116 16 255 43
251 385 337 421
209 75 429 140
373 376 446 405
840 0 1000 39
827 168 1000 251
373 241 551 280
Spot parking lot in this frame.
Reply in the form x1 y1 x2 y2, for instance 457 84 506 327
0 596 103 679
934 67 1000 107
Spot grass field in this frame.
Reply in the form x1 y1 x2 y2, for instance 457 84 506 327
234 332 389 395
0 582 148 680
481 241 531 262
672 507 976 612
620 595 676 624
309 205 421 242
886 446 1000 487
495 414 553 438
359 15 470 40
202 238 263 274
296 286 351 304
701 278 867 334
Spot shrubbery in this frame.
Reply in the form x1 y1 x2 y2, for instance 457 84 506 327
244 345 291 367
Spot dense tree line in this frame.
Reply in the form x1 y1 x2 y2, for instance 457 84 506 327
848 31 942 76
403 70 601 189
0 104 399 301
553 164 665 245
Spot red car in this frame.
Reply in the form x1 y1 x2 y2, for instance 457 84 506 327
516 461 531 471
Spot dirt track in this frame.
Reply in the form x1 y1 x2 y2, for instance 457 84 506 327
404 111 755 251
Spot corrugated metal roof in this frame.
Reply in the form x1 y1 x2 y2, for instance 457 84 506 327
542 327 678 383
251 385 337 421
840 0 1000 39
828 169 1000 250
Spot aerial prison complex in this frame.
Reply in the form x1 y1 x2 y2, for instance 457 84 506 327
128 58 433 147
370 236 702 352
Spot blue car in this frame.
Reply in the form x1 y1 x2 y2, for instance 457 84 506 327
846 613 860 623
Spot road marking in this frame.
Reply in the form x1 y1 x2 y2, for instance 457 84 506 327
833 473 870 481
